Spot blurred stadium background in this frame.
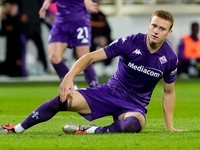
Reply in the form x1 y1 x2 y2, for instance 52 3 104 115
0 0 200 84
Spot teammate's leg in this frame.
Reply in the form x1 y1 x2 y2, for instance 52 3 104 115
48 42 70 80
76 46 98 87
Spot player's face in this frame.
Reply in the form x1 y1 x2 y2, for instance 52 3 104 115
148 16 172 44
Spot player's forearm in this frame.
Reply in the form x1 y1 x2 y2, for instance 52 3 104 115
67 53 94 79
67 48 107 79
162 91 175 131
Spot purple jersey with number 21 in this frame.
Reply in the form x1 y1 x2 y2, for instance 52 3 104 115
49 0 91 47
52 0 90 23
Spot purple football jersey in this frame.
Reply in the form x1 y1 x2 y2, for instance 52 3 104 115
103 33 178 109
52 0 90 23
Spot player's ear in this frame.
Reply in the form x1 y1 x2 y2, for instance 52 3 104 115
167 30 173 37
147 22 150 29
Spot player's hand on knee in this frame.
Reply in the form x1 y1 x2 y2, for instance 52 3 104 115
59 76 74 102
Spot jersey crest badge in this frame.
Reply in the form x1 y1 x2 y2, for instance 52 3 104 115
159 56 167 64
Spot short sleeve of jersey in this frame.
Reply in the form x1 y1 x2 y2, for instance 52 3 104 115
163 56 178 84
103 39 121 58
103 35 136 58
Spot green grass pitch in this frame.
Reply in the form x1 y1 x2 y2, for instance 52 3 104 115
0 80 200 149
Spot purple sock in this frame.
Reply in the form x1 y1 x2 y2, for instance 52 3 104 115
52 61 70 80
84 64 98 87
21 96 68 130
95 116 141 133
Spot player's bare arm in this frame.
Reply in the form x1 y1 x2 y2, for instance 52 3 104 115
59 48 107 102
162 82 185 132
39 0 51 19
84 0 99 13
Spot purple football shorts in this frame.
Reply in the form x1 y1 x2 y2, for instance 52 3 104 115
77 84 146 121
49 20 91 48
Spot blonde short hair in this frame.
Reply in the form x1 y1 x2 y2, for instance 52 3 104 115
151 10 174 30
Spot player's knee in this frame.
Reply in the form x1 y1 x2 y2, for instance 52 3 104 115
49 54 61 64
123 116 141 133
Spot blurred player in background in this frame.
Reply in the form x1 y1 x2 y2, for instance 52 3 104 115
0 0 27 77
0 10 185 134
19 0 49 73
39 0 99 88
177 22 200 77
90 10 113 76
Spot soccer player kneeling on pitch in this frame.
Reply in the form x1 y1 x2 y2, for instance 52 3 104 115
0 10 185 134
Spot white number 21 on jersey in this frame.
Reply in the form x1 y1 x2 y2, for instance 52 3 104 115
77 27 89 39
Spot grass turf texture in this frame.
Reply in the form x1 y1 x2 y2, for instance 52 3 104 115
0 81 200 149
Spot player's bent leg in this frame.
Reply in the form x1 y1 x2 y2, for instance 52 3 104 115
1 95 68 134
64 115 142 134
66 91 92 115
2 92 91 134
16 96 68 133
119 112 146 131
62 91 97 134
63 112 145 134
94 115 142 133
